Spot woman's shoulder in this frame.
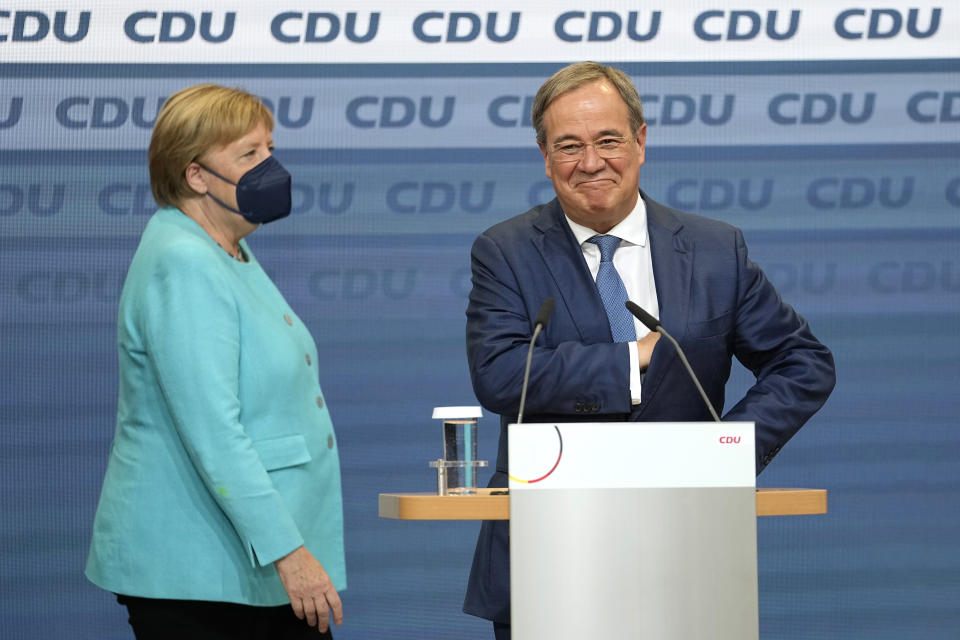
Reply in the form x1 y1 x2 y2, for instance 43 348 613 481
119 211 232 307
138 208 222 267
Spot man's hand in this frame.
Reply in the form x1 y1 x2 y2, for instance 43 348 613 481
637 331 661 372
274 546 343 632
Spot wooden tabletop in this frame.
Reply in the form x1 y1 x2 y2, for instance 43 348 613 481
379 488 827 520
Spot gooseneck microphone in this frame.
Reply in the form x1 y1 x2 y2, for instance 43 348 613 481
517 297 554 425
625 301 721 423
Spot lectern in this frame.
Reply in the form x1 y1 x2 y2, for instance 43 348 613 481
379 421 827 640
510 422 756 639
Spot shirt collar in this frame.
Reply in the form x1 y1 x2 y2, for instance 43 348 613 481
564 193 648 248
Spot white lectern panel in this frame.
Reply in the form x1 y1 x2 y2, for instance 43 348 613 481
509 422 758 640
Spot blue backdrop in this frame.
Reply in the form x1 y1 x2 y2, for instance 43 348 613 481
1 4 959 639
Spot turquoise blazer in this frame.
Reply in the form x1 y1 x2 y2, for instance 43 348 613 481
86 207 346 605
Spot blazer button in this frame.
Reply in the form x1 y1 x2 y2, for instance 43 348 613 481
305 354 312 366
284 314 293 326
591 403 600 412
574 402 582 413
316 395 324 409
327 435 335 449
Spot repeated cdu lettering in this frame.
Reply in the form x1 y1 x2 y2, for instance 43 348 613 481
291 184 355 216
766 263 838 295
16 270 124 303
386 182 495 214
258 97 315 128
413 12 520 43
694 10 799 41
0 184 65 216
769 93 875 125
1 97 23 129
834 8 940 39
869 261 960 293
906 92 960 123
0 10 89 42
270 12 379 43
98 184 156 216
554 11 660 42
641 94 735 126
123 12 234 43
806 178 914 209
666 179 774 212
55 97 165 129
308 268 418 300
347 96 455 128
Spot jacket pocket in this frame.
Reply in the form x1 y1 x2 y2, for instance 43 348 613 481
252 434 312 471
687 311 733 339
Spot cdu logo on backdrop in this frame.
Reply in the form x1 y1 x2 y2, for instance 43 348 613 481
270 12 379 43
347 96 456 128
412 12 520 43
123 12 234 43
386 182 495 214
55 97 165 129
0 10 89 42
1 97 23 129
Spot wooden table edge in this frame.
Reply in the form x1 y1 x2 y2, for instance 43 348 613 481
379 488 827 520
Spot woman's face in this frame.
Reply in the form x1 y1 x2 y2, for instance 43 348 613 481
197 121 274 213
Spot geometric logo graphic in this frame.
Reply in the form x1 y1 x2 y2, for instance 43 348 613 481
509 425 563 484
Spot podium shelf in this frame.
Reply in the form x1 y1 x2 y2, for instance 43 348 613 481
379 488 826 520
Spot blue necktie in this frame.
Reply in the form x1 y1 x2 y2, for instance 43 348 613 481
587 235 636 342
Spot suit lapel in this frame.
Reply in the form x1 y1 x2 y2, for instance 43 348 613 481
638 191 693 412
531 200 612 342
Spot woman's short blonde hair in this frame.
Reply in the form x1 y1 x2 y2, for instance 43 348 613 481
532 62 645 145
148 84 274 208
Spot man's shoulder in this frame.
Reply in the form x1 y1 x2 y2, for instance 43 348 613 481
480 200 558 241
644 193 740 240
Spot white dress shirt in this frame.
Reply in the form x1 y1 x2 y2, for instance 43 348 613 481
564 197 659 404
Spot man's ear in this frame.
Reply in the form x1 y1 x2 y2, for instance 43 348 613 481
538 141 552 180
635 123 647 169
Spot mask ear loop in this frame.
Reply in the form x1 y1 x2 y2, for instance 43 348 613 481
197 163 243 215
197 163 236 186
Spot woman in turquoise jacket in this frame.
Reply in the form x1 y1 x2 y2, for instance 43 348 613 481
86 84 346 639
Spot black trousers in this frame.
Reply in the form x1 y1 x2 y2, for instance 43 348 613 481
494 621 511 640
118 594 333 640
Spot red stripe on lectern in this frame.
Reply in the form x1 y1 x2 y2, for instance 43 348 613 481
510 425 563 484
527 449 562 483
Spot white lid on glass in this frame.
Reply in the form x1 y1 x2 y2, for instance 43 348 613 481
432 406 483 420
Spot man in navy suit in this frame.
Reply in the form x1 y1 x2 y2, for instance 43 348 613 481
462 62 836 639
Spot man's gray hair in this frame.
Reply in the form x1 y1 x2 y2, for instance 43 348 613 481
531 61 645 144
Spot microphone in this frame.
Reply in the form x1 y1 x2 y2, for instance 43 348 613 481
517 297 554 424
533 296 555 329
625 301 721 423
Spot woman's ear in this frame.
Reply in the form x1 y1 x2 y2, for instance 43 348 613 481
184 162 207 195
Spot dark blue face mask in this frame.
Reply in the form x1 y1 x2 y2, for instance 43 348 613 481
199 155 292 225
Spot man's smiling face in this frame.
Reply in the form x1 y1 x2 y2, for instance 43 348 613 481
538 80 647 234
